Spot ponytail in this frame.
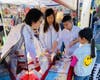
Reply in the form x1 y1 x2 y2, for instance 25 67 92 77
79 28 96 58
90 38 95 58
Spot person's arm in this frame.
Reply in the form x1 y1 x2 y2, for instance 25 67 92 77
69 38 79 48
52 29 62 53
39 25 47 51
52 41 58 52
53 0 75 10
71 48 79 67
69 27 80 48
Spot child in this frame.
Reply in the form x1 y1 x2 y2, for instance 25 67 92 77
73 28 97 80
52 15 80 56
39 8 60 53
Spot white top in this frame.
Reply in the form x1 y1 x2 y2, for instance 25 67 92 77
33 36 44 57
39 25 61 51
57 26 80 55
33 36 49 74
73 44 96 76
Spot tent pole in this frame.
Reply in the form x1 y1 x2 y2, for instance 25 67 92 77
0 4 7 40
77 0 80 23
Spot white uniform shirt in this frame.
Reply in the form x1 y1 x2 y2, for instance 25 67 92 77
57 26 80 56
33 36 44 57
33 36 49 74
73 44 96 76
39 25 61 51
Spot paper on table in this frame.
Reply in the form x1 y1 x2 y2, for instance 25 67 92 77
50 59 70 74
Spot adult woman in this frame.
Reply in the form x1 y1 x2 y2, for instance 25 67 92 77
0 8 43 80
39 8 61 53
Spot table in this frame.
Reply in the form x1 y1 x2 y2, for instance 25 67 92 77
45 58 70 80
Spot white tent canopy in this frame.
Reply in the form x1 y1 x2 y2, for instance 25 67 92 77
0 0 38 5
0 0 58 6
0 0 77 10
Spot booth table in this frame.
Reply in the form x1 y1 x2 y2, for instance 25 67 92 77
45 58 70 80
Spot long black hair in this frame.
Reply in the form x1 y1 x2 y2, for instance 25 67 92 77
79 28 95 58
44 8 59 33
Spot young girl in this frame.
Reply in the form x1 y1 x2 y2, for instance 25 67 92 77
73 28 97 80
39 8 60 53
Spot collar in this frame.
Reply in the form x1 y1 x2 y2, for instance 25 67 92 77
79 43 90 47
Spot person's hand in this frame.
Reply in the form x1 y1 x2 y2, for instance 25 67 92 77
56 49 61 54
69 41 74 48
45 49 49 53
69 38 79 48
44 49 51 57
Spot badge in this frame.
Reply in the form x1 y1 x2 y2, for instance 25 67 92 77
84 55 92 67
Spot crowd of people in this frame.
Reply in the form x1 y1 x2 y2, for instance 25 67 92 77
0 7 97 80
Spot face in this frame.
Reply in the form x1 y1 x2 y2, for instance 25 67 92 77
41 7 46 14
32 17 43 29
71 11 77 18
47 14 54 25
79 37 88 44
63 21 73 30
